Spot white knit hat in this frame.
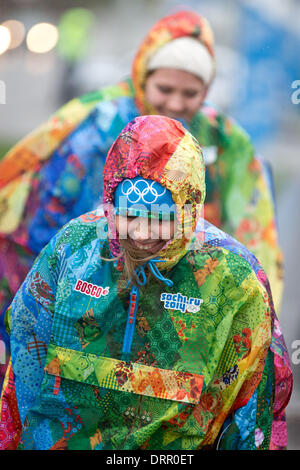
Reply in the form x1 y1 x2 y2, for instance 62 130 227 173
147 36 214 86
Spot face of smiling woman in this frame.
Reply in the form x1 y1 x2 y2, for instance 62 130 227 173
115 215 176 254
144 68 207 123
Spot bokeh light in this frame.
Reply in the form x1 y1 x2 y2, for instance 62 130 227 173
2 20 25 49
57 8 94 62
0 25 11 55
26 22 58 54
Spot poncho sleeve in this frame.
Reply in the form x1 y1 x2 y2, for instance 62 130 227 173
0 92 95 322
230 153 283 315
216 342 292 450
0 83 133 392
189 226 292 450
0 234 58 450
193 107 283 314
0 81 131 311
213 265 292 450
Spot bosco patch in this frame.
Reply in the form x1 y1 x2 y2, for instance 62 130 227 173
160 292 203 313
74 279 109 298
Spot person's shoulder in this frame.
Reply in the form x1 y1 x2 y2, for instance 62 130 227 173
84 82 138 133
49 209 108 255
30 211 108 285
66 79 135 130
189 219 265 283
197 101 251 141
78 78 134 107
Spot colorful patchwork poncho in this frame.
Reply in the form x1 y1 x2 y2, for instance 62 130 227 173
0 11 283 387
0 116 292 450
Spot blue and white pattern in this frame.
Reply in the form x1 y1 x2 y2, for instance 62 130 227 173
114 176 176 218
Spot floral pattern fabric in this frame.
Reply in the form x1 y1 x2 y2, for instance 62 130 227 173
0 116 292 450
0 11 282 391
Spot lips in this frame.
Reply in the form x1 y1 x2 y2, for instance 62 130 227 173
129 238 166 253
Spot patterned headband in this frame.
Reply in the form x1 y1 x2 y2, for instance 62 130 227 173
114 177 176 220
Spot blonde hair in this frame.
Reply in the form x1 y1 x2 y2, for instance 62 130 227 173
119 239 164 286
100 238 165 287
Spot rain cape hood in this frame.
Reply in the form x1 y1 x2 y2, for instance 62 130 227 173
0 116 292 450
131 10 215 115
102 115 205 270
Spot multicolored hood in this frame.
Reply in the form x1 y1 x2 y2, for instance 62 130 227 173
102 115 205 269
132 10 216 115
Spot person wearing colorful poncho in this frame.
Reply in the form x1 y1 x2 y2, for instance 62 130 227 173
0 11 283 389
0 115 292 450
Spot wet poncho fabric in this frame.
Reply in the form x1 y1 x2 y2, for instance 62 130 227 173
0 116 292 450
0 11 283 387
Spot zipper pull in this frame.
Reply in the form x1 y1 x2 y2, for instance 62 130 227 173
121 285 140 362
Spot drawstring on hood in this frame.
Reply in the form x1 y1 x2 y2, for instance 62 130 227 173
121 258 173 362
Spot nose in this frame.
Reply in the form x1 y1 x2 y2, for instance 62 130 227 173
129 217 151 241
166 93 185 114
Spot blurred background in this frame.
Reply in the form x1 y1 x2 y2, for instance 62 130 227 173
0 0 299 449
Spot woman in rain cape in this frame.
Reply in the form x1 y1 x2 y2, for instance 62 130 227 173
0 10 283 386
0 115 292 450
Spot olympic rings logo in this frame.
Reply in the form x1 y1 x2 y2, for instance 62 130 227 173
120 179 166 204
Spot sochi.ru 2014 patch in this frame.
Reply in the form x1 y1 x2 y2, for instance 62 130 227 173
160 292 203 313
74 279 110 298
